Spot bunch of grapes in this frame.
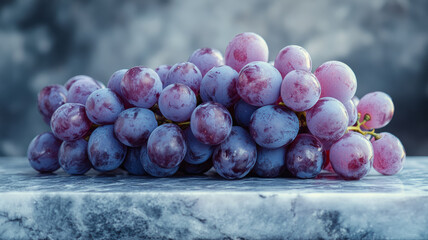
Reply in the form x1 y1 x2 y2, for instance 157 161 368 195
28 32 405 180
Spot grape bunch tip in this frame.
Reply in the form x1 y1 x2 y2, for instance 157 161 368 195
28 32 405 181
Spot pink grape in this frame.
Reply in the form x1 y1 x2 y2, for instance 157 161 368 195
188 48 224 77
190 102 232 145
371 132 405 175
274 45 312 78
343 99 358 126
200 65 240 108
164 62 202 95
306 97 349 146
314 61 357 102
50 103 92 141
237 61 282 106
357 91 394 129
225 32 269 72
67 78 102 105
329 132 374 180
120 66 162 108
280 70 321 112
155 65 172 86
158 83 196 122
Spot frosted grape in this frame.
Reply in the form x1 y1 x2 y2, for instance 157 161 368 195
27 132 62 173
155 65 171 86
50 103 92 141
59 139 91 175
274 45 312 78
357 91 394 129
371 132 405 175
188 48 224 77
37 84 67 124
67 78 102 105
85 88 124 125
158 83 196 122
164 62 202 95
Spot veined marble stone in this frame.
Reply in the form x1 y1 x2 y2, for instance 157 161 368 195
0 157 427 239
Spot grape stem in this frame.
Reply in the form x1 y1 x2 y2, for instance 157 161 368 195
347 113 381 140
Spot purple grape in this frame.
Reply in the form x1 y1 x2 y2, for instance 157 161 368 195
58 139 91 175
357 91 394 129
140 144 179 177
274 45 312 78
158 83 196 122
164 62 202 95
329 132 374 180
50 103 92 141
180 159 213 175
200 65 240 108
253 146 287 178
147 124 187 169
120 66 162 108
233 99 259 127
280 70 321 112
114 108 158 147
225 32 269 72
286 134 325 178
88 125 126 172
183 127 214 164
237 61 282 106
212 126 257 180
190 102 233 145
27 132 62 173
249 105 299 148
371 132 405 175
188 48 224 77
155 65 172 86
314 61 357 102
64 75 94 90
107 69 134 108
123 147 146 176
343 99 358 126
67 78 102 104
85 88 124 125
306 97 349 146
37 84 67 124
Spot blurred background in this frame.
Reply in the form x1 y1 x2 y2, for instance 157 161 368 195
0 0 427 156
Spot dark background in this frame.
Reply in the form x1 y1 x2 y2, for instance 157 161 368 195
1 0 427 156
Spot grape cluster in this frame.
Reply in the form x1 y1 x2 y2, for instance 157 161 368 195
28 32 406 180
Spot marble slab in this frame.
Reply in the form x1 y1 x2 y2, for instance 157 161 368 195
0 157 427 239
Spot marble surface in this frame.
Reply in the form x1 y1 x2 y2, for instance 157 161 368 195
0 157 427 239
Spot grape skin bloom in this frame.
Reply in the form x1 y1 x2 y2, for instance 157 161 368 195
329 132 374 180
249 105 299 149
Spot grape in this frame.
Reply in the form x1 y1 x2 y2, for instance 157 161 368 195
357 91 394 129
306 97 349 146
88 125 126 172
188 48 224 77
164 62 202 95
155 65 172 86
140 144 179 177
50 103 92 141
114 108 158 147
190 102 232 145
225 32 269 72
67 78 102 104
147 124 187 169
237 61 282 106
249 105 299 148
322 150 335 173
314 61 357 102
200 65 240 108
37 84 67 124
64 75 94 90
233 99 259 127
329 132 374 180
95 80 106 89
274 45 312 78
158 83 196 122
352 96 360 107
343 99 358 126
183 127 214 164
180 160 213 175
85 88 124 125
107 69 134 108
58 139 91 175
286 134 325 178
371 132 405 175
280 70 321 112
253 146 287 178
212 126 257 179
120 66 162 108
27 132 62 173
122 147 146 176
